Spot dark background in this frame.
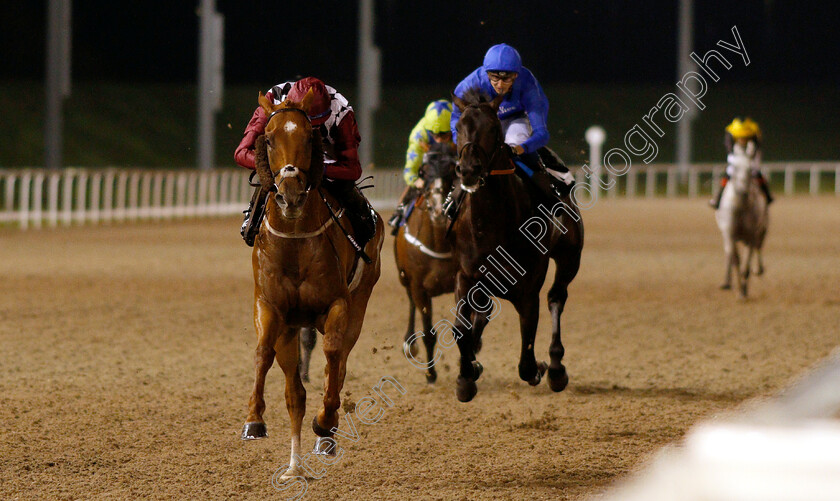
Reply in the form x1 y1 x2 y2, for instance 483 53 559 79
3 0 838 85
1 1 838 167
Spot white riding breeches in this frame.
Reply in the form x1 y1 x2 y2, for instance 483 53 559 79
502 115 533 148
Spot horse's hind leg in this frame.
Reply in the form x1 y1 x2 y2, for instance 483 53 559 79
242 299 282 440
416 291 438 384
275 327 307 478
402 292 418 358
298 327 317 383
755 247 765 275
514 295 547 387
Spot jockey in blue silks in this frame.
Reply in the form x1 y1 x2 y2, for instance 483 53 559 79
447 43 573 215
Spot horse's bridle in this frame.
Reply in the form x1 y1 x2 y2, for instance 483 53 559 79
456 107 515 191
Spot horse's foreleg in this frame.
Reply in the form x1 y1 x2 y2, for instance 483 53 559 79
546 279 570 392
741 246 754 298
453 274 480 402
402 291 418 358
514 295 546 387
721 237 735 290
313 298 351 454
275 327 307 479
243 298 282 440
298 327 317 383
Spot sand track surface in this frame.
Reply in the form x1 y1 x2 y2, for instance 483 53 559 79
1 197 838 500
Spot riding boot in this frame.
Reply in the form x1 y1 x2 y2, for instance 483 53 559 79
709 174 730 209
241 173 270 247
388 186 418 235
755 173 774 204
388 205 405 235
326 180 376 259
443 183 464 220
515 151 572 200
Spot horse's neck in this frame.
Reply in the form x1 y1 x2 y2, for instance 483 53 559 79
264 189 331 237
411 207 449 251
463 174 527 246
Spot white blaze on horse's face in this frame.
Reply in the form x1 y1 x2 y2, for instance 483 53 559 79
284 121 297 133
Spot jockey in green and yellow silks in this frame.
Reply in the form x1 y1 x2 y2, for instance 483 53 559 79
388 100 454 233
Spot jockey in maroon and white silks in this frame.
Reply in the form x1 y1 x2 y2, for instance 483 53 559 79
234 78 362 181
234 77 374 249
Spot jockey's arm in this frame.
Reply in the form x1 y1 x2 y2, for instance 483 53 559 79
234 106 268 169
323 112 362 181
518 73 550 154
403 119 427 185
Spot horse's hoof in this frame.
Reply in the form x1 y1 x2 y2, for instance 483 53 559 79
271 464 304 485
425 369 437 384
471 360 484 381
720 283 731 290
313 436 338 456
404 339 419 358
456 376 477 402
528 361 548 386
548 366 569 392
241 421 267 440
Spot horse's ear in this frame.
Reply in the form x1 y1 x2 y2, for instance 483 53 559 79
452 93 468 112
258 91 274 115
490 92 505 111
299 88 315 115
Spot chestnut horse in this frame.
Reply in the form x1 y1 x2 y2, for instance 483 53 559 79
395 141 459 383
241 90 385 480
449 89 583 402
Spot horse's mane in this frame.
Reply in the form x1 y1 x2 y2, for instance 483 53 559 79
460 87 493 106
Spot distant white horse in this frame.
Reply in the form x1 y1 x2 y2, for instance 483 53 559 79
715 144 769 298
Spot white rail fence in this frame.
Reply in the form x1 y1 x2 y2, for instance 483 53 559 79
1 162 837 229
0 168 253 230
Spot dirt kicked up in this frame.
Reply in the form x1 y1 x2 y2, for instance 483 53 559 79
1 197 838 500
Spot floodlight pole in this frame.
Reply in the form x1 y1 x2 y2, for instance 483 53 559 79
677 0 696 180
197 0 224 170
357 0 381 170
45 0 71 169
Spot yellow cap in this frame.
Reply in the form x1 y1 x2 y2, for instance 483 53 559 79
726 117 759 139
423 100 452 135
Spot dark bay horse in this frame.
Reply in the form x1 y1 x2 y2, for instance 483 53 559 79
241 90 385 480
394 141 459 383
449 89 583 402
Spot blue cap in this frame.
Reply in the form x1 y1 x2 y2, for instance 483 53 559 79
483 44 522 74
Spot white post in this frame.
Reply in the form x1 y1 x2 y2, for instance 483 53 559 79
75 171 87 224
585 126 606 197
19 173 31 230
810 165 820 196
676 0 695 182
61 169 73 226
646 168 656 199
45 0 71 170
103 171 115 222
196 0 224 170
357 0 381 170
48 173 59 227
784 166 794 195
32 173 44 229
